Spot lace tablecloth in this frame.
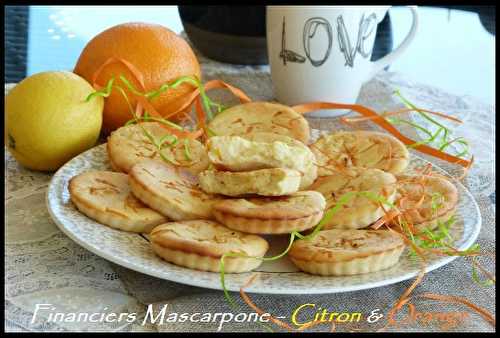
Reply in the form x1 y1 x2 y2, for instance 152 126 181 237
5 55 495 332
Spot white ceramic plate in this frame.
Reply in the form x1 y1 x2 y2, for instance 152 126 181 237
46 141 481 294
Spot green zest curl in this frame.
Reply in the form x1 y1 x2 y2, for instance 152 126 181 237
112 81 181 166
207 127 218 137
86 73 229 166
219 186 491 331
392 90 470 159
471 257 495 287
183 139 192 161
218 190 398 331
86 73 224 125
406 207 492 288
430 192 444 216
126 115 184 130
85 77 115 102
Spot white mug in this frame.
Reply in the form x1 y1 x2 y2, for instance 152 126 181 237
266 6 419 117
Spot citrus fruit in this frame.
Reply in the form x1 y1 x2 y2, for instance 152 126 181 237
5 71 104 171
74 22 201 134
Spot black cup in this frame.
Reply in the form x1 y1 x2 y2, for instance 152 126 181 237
179 6 393 66
179 5 268 65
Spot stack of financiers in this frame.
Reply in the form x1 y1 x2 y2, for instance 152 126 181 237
68 101 462 277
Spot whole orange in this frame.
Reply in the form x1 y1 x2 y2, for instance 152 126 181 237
74 22 201 134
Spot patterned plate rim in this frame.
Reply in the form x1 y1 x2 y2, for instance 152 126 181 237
46 143 482 295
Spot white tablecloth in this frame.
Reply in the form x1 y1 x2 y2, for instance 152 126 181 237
5 52 495 332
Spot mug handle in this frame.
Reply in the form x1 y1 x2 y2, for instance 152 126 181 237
368 5 419 79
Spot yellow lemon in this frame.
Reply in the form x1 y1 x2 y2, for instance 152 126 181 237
5 71 104 171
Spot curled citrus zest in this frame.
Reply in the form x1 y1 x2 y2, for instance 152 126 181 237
471 256 496 286
393 91 470 158
219 194 346 326
397 189 426 212
206 127 218 137
389 116 435 139
158 134 177 148
455 155 474 181
126 115 183 130
178 111 196 126
118 74 145 96
87 59 489 331
377 181 495 331
145 75 199 99
91 57 146 91
437 216 454 242
393 90 451 135
183 139 192 161
220 191 399 332
343 107 463 124
381 224 427 331
439 136 468 152
223 167 491 332
293 102 472 168
114 85 178 166
415 163 433 175
204 79 252 103
430 192 444 216
143 77 219 122
89 75 204 139
339 115 361 131
371 203 400 230
407 126 445 149
88 58 250 139
133 94 203 139
85 77 115 102
135 101 144 118
450 138 470 158
157 79 251 122
239 275 294 332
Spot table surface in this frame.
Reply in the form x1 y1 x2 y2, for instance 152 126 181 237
23 5 495 105
5 69 496 332
5 5 496 333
